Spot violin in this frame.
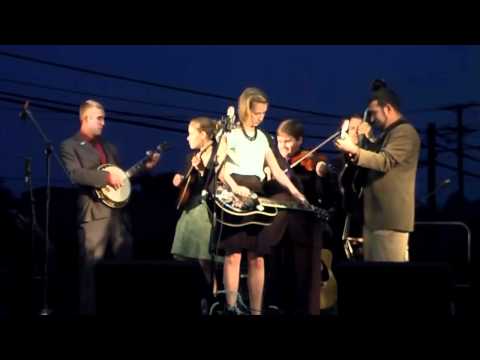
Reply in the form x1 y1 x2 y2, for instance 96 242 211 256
289 150 328 172
285 131 339 174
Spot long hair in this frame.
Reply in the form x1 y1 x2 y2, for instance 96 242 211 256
237 87 269 124
189 116 217 140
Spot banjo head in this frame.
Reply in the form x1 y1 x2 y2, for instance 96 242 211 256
97 164 131 207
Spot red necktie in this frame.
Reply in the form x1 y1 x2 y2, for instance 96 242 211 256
93 142 108 164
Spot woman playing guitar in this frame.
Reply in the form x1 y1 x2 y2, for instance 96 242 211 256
171 117 223 298
215 87 306 315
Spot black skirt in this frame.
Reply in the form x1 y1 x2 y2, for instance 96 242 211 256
217 174 292 256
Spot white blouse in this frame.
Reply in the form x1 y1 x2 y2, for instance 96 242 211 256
224 127 270 181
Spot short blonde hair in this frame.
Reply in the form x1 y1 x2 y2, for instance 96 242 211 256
238 87 268 124
79 99 104 121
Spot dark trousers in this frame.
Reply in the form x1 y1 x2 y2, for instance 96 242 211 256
78 210 132 315
265 211 324 315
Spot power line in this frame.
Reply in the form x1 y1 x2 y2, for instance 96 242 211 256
0 76 223 116
0 96 186 134
465 144 480 151
463 153 480 164
406 102 480 114
0 87 336 129
0 92 337 140
0 89 190 125
0 77 335 127
0 50 344 119
436 162 480 180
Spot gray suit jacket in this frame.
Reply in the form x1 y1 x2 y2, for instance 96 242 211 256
356 120 421 232
60 132 121 223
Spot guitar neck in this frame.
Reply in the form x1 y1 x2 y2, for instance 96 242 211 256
258 197 307 211
258 197 330 222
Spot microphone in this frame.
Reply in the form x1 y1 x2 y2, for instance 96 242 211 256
432 178 451 193
225 105 236 131
24 157 32 185
363 107 374 125
417 178 451 207
19 101 30 121
215 106 236 141
218 105 235 129
441 178 451 186
340 119 350 139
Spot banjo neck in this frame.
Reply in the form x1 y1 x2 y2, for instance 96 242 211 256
125 143 167 178
125 159 146 179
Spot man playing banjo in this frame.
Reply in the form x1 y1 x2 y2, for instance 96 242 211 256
60 99 160 315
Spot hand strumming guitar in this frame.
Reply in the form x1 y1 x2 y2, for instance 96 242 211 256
191 153 206 174
232 185 252 198
106 172 124 190
335 134 360 160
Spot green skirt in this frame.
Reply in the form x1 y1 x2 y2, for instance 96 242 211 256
171 201 223 262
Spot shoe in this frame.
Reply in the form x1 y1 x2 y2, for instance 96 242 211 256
224 305 242 316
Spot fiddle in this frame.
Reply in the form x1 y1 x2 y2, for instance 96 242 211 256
286 130 339 173
289 150 328 172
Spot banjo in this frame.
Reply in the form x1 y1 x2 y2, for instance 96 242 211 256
95 143 167 208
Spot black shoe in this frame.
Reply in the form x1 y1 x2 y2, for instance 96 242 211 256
224 305 243 316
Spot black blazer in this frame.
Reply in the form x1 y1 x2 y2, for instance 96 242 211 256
60 132 121 223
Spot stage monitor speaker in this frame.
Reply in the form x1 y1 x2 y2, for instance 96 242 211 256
335 261 454 319
95 260 207 317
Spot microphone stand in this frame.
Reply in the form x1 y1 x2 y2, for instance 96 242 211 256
20 102 71 317
416 179 451 209
24 158 42 289
202 114 232 309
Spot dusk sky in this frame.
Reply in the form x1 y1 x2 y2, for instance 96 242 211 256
1 45 480 205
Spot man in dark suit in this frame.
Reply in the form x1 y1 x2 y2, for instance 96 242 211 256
60 99 159 315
